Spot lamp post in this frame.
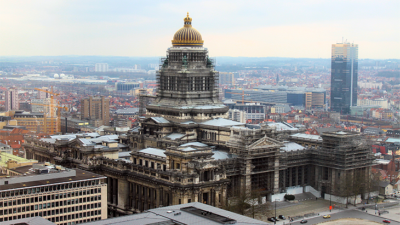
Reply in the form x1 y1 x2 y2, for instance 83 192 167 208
330 171 332 212
274 199 280 225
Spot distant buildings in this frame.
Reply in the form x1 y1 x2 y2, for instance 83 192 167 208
358 98 388 109
81 96 110 126
94 63 109 72
37 87 50 99
115 82 140 91
330 41 358 114
228 109 247 123
225 86 326 110
13 111 58 134
5 88 19 111
225 101 265 121
219 72 235 85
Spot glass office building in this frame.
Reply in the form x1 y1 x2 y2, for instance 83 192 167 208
330 42 358 114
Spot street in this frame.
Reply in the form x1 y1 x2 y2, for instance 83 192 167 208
288 209 400 225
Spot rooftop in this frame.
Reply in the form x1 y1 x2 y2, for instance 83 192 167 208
281 142 306 152
0 152 38 168
84 202 268 225
201 118 245 127
0 167 105 191
139 147 166 158
290 133 322 141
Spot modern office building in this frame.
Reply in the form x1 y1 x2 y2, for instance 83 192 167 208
12 111 59 135
330 41 358 114
80 96 110 126
5 88 19 111
94 63 109 72
1 202 269 225
225 101 266 121
115 82 140 91
0 163 107 224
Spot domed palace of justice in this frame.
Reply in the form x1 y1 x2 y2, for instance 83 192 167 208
24 13 373 217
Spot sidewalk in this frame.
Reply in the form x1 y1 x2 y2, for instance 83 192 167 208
272 203 358 225
274 208 343 225
362 204 400 223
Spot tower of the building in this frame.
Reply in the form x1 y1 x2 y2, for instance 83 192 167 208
330 41 358 114
146 13 229 122
5 88 19 111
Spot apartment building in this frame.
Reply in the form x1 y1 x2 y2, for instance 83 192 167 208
0 163 107 224
81 96 110 127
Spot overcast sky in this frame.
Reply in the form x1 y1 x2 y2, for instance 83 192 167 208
0 0 399 58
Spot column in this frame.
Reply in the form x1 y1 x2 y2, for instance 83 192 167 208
113 178 118 205
301 166 305 185
118 178 129 212
107 177 113 204
295 167 299 186
158 188 163 207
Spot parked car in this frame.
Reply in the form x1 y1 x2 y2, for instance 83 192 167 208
383 220 391 223
300 220 308 224
272 217 279 221
278 215 286 220
267 217 276 222
323 215 331 219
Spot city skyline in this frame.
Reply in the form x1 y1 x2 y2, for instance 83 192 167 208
0 0 399 59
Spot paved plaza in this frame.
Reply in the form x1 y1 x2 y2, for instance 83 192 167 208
256 198 399 225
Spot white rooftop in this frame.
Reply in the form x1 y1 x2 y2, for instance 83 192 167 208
290 133 322 141
151 117 170 124
212 150 237 160
139 148 166 158
201 118 245 127
165 133 185 140
280 142 305 152
267 122 299 131
180 142 208 147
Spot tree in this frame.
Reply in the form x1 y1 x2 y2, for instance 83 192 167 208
225 189 272 219
339 171 354 208
364 171 380 204
352 170 365 206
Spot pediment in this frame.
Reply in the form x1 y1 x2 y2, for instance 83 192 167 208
248 136 283 149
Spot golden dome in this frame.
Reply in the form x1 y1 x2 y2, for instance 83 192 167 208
172 13 204 47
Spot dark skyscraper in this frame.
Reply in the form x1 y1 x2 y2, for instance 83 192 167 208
330 42 358 114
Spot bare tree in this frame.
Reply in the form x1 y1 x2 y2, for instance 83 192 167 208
339 171 354 208
352 170 365 206
225 189 272 219
364 171 380 204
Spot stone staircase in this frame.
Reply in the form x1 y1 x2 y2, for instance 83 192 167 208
293 192 316 201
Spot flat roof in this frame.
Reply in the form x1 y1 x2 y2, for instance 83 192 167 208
83 202 268 225
139 147 166 158
0 152 38 167
0 216 55 225
290 133 322 141
201 118 245 127
0 168 105 191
